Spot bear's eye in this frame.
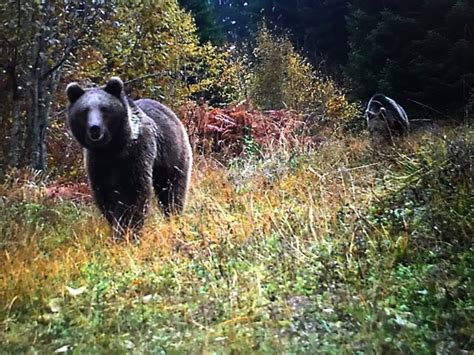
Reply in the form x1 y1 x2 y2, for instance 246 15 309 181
79 108 89 117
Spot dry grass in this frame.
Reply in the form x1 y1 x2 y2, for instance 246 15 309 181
0 126 472 353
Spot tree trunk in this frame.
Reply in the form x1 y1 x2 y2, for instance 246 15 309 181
8 96 22 167
7 62 23 168
28 75 40 169
29 70 61 171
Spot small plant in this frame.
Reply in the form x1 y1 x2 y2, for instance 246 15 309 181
242 130 262 159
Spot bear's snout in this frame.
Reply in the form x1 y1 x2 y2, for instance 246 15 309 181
88 125 103 141
85 109 108 145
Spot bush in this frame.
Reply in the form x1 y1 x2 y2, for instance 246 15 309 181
246 25 360 125
367 129 473 253
186 43 246 106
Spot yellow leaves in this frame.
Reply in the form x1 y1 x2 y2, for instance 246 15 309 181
71 1 202 105
248 25 361 123
73 47 106 80
65 1 243 107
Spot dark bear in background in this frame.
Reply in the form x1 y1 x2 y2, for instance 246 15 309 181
365 94 410 140
66 77 192 239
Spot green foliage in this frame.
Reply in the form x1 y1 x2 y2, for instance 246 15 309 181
211 0 350 69
345 129 474 352
0 1 109 170
371 133 473 249
210 0 260 42
248 26 292 110
186 43 245 105
97 1 201 106
260 0 350 68
213 0 474 114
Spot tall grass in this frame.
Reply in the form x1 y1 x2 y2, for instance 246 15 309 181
0 126 472 353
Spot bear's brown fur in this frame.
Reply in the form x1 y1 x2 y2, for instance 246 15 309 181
66 77 192 239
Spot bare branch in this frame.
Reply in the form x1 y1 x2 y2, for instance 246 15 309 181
40 4 104 80
408 99 449 119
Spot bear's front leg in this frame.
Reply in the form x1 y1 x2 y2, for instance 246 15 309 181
88 157 154 240
97 184 151 241
106 195 150 241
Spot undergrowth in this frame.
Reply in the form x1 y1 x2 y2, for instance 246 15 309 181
0 127 472 353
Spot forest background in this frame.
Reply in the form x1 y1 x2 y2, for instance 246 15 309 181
0 0 473 171
0 1 472 353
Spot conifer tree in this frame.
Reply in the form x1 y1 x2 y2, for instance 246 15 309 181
179 0 225 44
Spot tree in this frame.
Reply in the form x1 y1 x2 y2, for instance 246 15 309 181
72 0 243 108
0 1 108 170
94 1 201 105
345 1 425 100
211 0 265 42
178 0 225 44
411 0 474 109
211 0 350 70
345 0 474 113
304 0 349 68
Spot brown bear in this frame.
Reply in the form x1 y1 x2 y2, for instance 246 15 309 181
65 77 192 239
365 93 410 141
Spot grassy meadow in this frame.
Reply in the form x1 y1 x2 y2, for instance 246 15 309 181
0 126 472 353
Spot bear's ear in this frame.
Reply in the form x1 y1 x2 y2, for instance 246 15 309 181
104 77 124 98
66 83 85 104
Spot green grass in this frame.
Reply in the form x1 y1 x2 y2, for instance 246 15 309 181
0 127 472 353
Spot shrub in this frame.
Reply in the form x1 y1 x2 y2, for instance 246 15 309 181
186 43 245 106
367 129 473 253
246 25 360 126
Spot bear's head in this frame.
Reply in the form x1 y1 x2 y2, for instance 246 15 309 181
66 77 130 151
365 100 391 137
365 100 384 124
